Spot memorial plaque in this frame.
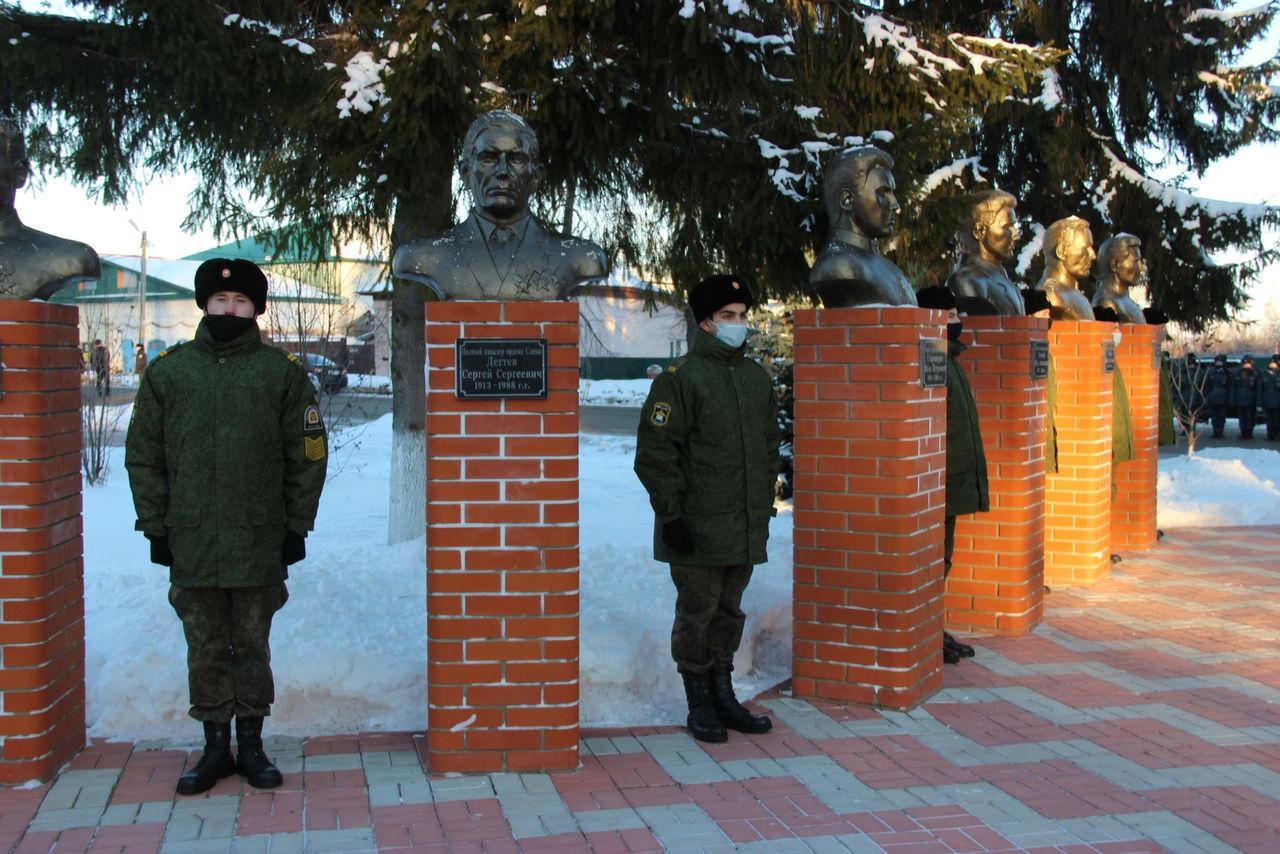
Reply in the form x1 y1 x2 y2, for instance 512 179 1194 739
1103 341 1116 374
1031 339 1050 380
456 338 548 399
920 338 947 389
1152 339 1162 369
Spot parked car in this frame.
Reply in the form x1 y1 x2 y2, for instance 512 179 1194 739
299 353 348 394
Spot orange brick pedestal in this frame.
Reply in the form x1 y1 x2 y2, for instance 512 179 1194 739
0 302 84 784
424 302 579 774
791 307 946 711
949 316 1049 636
1044 322 1114 589
1112 324 1162 552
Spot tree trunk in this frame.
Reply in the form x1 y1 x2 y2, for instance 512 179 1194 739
387 165 454 545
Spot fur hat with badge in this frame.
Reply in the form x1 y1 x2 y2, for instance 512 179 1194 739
688 274 754 323
194 258 269 316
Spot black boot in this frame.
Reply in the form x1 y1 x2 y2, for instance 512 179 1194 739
176 720 236 796
679 670 728 743
235 716 283 789
709 664 772 734
943 631 975 659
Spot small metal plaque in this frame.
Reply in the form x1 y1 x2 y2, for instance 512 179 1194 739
456 338 548 399
1153 339 1162 369
1103 341 1116 374
0 342 4 399
920 338 947 389
1031 340 1050 380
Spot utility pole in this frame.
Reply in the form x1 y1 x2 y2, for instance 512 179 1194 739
129 221 147 351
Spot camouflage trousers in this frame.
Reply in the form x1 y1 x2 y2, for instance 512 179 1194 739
168 583 288 723
669 563 753 674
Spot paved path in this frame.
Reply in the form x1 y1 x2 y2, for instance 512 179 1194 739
3 526 1278 853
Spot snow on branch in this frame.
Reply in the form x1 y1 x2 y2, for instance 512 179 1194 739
915 157 985 199
1097 137 1279 222
1185 3 1273 25
337 51 391 118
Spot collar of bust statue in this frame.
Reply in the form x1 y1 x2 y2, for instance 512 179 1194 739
828 227 878 253
474 212 530 244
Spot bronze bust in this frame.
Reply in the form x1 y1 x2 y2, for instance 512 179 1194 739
392 110 607 301
0 118 100 301
1092 233 1146 323
809 146 917 308
1035 216 1096 321
945 190 1025 316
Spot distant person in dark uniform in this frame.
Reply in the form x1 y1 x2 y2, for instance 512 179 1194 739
1204 355 1231 438
91 338 110 396
1234 356 1259 439
134 343 148 378
1260 357 1280 441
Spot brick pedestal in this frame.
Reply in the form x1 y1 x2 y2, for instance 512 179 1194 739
948 316 1049 636
0 302 85 784
791 307 946 711
1044 322 1114 588
424 302 579 774
1112 324 1162 552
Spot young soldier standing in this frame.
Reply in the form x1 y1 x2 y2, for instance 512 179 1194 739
635 274 781 743
126 258 327 795
916 286 989 665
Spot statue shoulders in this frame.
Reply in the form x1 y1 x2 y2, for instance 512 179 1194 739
0 223 101 300
810 241 915 308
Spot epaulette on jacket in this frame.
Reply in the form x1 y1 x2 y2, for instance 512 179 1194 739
153 341 184 360
665 357 689 374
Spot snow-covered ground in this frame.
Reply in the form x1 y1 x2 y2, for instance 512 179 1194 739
81 387 1280 743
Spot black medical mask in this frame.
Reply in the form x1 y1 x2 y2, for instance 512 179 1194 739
947 322 963 342
205 314 257 342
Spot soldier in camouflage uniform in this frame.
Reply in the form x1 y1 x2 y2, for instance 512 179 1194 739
634 274 781 743
125 258 327 795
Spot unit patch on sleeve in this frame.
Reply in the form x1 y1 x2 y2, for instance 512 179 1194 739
650 401 672 427
304 404 324 432
304 435 326 461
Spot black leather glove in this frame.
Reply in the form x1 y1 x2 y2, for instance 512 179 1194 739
145 534 173 567
282 530 307 566
661 518 695 553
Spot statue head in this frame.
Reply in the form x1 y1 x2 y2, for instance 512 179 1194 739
1095 232 1144 289
0 116 31 208
961 190 1020 263
1043 216 1096 281
459 110 543 225
823 146 899 240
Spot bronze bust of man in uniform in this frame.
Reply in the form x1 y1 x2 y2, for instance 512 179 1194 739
1091 233 1146 324
809 146 917 308
0 118 100 300
1035 215 1096 321
945 189 1025 316
392 110 607 300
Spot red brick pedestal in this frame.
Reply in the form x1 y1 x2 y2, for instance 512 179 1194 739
791 307 946 711
424 302 579 773
1044 322 1114 588
1112 324 1162 552
948 316 1049 636
0 302 84 784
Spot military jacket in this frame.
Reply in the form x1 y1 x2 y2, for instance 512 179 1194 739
125 319 328 588
1260 368 1280 409
945 340 989 517
1233 369 1259 407
1112 368 1135 466
1205 365 1231 406
634 328 781 566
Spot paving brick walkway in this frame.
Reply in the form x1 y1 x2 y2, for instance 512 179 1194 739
3 525 1278 853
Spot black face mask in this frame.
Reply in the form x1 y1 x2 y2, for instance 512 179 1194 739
947 322 963 342
205 314 257 342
